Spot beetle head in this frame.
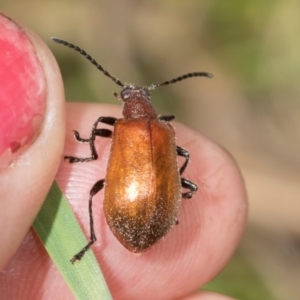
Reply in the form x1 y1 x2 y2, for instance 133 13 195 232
116 85 158 120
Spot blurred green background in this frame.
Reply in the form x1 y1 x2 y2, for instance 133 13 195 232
2 1 299 299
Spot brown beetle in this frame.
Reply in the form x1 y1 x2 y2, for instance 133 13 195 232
52 38 212 263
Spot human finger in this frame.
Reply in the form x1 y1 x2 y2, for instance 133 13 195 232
0 12 65 270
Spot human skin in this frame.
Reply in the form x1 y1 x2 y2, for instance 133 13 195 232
0 13 247 300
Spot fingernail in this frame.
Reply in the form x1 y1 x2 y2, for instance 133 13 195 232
0 13 46 168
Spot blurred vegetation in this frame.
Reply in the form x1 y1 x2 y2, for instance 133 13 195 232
205 1 300 109
203 250 275 300
2 1 300 299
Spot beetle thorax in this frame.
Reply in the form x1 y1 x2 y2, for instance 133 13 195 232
121 85 158 120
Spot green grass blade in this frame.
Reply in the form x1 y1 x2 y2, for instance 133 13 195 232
33 181 112 300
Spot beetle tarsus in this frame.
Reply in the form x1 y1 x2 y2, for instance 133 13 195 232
176 146 190 175
73 130 90 142
64 155 95 163
70 240 95 264
70 253 83 264
70 179 105 262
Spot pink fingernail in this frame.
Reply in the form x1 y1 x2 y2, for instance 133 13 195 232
0 13 46 168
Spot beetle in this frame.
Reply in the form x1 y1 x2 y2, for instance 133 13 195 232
52 37 212 263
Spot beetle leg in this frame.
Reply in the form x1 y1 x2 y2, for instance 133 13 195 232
65 116 117 163
177 146 198 198
181 178 198 199
70 179 105 263
159 115 175 122
72 128 112 142
71 130 90 142
176 146 190 175
65 129 111 163
98 116 118 125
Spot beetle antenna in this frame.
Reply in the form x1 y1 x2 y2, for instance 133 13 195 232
51 37 124 88
148 72 213 91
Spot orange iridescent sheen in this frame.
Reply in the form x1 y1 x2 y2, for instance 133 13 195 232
104 119 181 252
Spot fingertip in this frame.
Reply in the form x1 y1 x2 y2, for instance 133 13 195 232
0 12 65 269
58 105 247 299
